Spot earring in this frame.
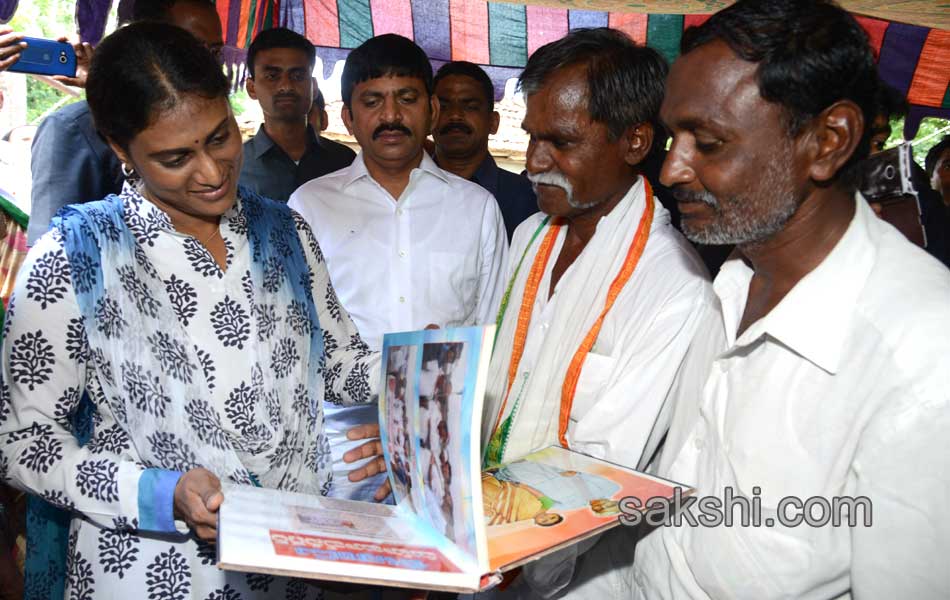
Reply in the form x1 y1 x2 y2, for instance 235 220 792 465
121 163 136 178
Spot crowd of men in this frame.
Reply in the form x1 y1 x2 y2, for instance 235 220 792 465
2 0 949 597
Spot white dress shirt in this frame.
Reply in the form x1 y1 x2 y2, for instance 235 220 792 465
289 152 508 499
628 197 950 599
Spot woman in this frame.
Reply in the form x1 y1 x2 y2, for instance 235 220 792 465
0 22 377 599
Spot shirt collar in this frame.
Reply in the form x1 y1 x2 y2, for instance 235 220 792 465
342 150 451 189
713 193 876 374
248 125 321 161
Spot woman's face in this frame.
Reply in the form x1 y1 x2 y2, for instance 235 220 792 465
113 94 243 223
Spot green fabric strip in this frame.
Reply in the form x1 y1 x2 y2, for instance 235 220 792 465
942 83 950 109
647 13 684 66
339 0 374 49
489 2 528 68
244 0 260 48
0 192 28 230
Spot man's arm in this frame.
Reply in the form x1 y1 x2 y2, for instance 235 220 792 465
474 189 509 325
850 395 950 597
28 106 121 244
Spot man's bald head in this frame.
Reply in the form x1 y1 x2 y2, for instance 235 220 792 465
132 0 223 58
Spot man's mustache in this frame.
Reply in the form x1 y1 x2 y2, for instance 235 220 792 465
373 123 413 139
439 122 473 136
671 187 719 207
274 93 300 103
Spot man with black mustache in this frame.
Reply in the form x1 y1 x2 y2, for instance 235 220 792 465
240 27 354 202
289 34 507 502
432 61 537 240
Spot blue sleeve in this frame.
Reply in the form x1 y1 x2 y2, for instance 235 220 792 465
137 468 183 533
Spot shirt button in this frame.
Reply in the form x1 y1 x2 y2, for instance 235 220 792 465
693 437 705 450
399 250 407 258
399 296 406 303
396 208 404 216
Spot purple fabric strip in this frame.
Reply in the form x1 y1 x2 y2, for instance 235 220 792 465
280 0 306 35
568 9 608 31
315 46 352 80
76 0 113 45
877 22 930 97
411 0 450 62
226 0 242 47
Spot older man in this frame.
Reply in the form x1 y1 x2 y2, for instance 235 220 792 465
477 28 713 598
289 34 507 501
628 1 950 598
482 26 711 474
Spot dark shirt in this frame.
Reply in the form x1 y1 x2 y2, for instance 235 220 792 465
239 125 356 202
28 101 124 244
470 154 538 241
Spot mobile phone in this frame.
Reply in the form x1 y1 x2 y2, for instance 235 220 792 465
858 143 927 248
6 37 76 77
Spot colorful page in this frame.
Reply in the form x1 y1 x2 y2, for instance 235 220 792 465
379 326 493 575
217 484 483 592
484 446 692 572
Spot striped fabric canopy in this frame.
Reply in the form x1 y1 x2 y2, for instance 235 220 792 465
73 0 950 136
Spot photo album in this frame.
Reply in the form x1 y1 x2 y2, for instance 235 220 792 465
217 325 692 592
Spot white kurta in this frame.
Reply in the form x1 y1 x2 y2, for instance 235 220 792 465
0 189 379 599
627 197 950 598
289 152 508 500
482 178 714 469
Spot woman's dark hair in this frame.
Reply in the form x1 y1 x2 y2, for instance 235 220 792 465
341 34 432 107
681 0 878 186
86 21 229 151
518 27 668 143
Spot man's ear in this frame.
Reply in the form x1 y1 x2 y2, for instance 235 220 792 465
490 110 500 136
245 75 257 100
428 94 440 135
342 104 355 136
623 122 654 167
805 99 863 183
320 110 329 132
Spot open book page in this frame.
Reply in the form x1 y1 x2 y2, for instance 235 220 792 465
217 484 484 591
380 326 494 573
485 446 691 572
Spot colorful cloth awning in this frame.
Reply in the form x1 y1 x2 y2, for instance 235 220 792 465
71 0 950 137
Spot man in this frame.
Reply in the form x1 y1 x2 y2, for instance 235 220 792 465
240 28 354 202
309 86 328 131
630 1 950 597
432 61 537 240
926 135 950 206
27 0 223 244
475 27 713 598
289 34 507 501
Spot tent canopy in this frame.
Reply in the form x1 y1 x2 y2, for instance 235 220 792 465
71 0 950 136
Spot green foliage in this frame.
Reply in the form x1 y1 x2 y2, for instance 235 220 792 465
886 116 950 168
25 77 79 123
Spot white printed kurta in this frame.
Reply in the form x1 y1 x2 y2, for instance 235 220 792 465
0 186 379 599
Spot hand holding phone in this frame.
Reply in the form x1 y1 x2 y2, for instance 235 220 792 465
0 25 26 72
6 36 76 78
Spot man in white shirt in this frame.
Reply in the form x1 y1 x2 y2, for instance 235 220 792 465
477 28 714 598
289 34 507 501
629 1 950 598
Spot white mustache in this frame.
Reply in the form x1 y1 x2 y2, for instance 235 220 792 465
527 170 580 208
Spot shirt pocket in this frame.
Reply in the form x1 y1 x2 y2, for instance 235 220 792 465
427 251 478 324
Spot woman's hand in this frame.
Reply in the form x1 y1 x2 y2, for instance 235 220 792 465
343 424 391 501
173 467 223 541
